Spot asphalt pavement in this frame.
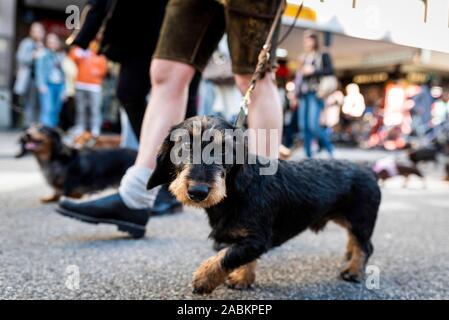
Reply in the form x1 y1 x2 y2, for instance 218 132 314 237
0 131 448 299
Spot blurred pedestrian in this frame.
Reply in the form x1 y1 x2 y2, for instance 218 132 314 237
35 33 65 127
432 90 449 126
294 31 335 158
322 89 343 133
59 46 78 131
13 22 46 127
340 83 365 142
283 90 299 148
411 82 434 136
70 42 108 138
342 84 365 118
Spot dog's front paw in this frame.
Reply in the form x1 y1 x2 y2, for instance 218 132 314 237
226 262 256 290
192 269 226 294
192 252 229 295
340 268 363 283
226 273 254 290
192 276 217 295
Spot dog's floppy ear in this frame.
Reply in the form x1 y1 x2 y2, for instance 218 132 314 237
147 135 175 190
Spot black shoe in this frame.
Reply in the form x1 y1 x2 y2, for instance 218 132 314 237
151 184 182 216
57 193 150 238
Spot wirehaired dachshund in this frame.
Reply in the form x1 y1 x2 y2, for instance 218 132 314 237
147 116 381 294
17 125 136 202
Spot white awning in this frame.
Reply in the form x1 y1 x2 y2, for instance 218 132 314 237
285 0 449 54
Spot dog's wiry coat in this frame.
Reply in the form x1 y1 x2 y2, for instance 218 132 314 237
147 116 381 294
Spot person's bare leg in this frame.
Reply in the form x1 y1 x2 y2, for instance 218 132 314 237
119 59 195 209
136 59 195 169
235 73 283 158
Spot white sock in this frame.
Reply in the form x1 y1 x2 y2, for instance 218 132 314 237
119 165 159 209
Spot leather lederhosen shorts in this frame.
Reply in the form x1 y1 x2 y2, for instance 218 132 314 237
153 0 281 74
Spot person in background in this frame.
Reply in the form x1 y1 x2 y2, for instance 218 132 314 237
294 31 335 158
342 83 365 118
411 82 434 136
432 90 449 127
323 89 343 130
13 22 46 127
59 46 78 131
35 33 65 127
70 42 108 138
283 89 299 149
340 83 366 143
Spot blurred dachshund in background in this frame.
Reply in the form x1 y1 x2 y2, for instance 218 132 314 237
147 116 381 294
372 157 425 188
17 125 136 202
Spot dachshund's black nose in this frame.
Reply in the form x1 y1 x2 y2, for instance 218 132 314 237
187 184 210 202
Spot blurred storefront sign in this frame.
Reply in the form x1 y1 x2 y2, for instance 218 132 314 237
285 0 449 53
353 72 389 85
407 72 430 84
361 51 416 67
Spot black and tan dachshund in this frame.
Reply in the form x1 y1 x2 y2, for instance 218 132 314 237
17 125 136 202
147 116 381 294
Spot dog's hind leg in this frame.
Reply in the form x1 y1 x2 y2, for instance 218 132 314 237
226 260 257 290
338 215 376 283
344 230 356 261
332 217 354 261
337 184 379 282
340 232 372 283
